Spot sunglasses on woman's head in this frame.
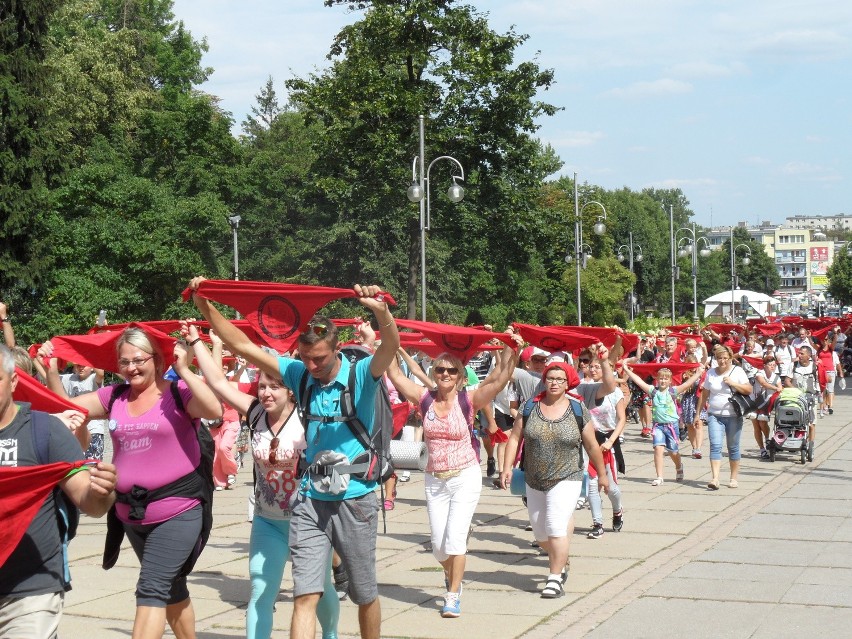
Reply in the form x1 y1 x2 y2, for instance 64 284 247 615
434 366 459 375
269 437 279 464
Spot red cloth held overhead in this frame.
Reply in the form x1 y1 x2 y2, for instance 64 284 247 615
622 361 701 380
511 324 598 353
740 355 765 370
48 323 178 375
12 367 89 416
705 323 744 336
394 320 514 364
183 280 396 353
752 323 784 336
0 460 88 566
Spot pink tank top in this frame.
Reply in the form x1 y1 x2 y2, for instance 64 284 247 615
420 390 478 473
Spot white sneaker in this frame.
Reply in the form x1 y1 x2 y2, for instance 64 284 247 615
399 471 411 482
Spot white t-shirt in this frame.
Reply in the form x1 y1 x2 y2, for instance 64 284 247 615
704 366 750 416
251 406 306 520
61 373 107 435
791 361 818 393
775 344 797 377
588 387 624 433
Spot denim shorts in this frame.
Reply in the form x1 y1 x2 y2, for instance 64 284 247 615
652 423 679 453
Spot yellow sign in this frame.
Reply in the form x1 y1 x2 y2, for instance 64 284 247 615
812 275 829 286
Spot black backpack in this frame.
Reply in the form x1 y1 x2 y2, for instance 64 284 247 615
31 410 79 591
297 345 394 485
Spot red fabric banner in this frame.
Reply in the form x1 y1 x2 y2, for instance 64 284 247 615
182 280 397 353
0 461 88 565
12 367 89 416
48 323 177 374
621 362 701 379
394 320 514 364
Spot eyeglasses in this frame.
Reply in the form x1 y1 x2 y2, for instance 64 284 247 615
118 356 153 369
306 321 329 337
434 366 459 376
269 437 279 464
545 378 568 385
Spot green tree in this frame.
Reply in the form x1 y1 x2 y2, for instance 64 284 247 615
0 0 66 289
828 247 852 305
285 0 561 318
242 75 282 141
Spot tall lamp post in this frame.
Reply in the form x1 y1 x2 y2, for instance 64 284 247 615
570 172 607 325
730 227 751 320
662 203 677 322
616 232 643 322
407 115 465 321
675 223 711 322
228 215 241 319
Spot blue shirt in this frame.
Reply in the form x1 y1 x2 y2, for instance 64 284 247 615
279 354 379 501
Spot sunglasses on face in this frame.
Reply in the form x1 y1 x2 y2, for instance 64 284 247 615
434 366 459 376
269 437 279 464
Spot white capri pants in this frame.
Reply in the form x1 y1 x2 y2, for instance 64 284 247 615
526 479 583 542
424 464 482 562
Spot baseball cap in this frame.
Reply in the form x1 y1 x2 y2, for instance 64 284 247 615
765 338 775 346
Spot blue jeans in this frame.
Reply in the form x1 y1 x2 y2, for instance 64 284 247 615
707 414 743 461
588 465 623 525
248 516 338 639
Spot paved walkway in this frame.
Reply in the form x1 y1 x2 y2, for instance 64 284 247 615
61 390 852 638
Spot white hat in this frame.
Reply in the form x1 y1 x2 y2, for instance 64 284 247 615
531 347 550 358
765 338 775 346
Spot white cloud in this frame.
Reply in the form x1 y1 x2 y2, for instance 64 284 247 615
550 131 605 148
647 178 719 189
602 79 693 100
749 29 851 60
805 135 827 143
666 61 748 79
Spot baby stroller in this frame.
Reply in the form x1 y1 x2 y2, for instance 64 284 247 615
767 387 814 463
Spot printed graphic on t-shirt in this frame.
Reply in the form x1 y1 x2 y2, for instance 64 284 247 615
110 420 160 454
0 438 18 466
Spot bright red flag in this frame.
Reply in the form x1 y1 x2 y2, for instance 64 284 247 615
622 361 701 379
394 320 514 364
12 367 89 416
48 323 177 374
183 280 397 353
0 461 88 565
511 324 598 353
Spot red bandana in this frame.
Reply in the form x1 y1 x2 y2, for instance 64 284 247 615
740 355 765 369
47 323 177 375
394 320 513 364
0 460 89 565
12 367 90 416
623 361 701 379
182 280 396 353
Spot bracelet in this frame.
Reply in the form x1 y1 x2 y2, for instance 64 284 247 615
188 338 202 347
382 319 395 328
0 317 8 323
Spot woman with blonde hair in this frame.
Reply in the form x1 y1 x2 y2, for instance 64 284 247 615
386 338 520 618
698 344 752 490
43 327 222 639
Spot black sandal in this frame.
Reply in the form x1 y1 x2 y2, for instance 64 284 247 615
541 577 564 599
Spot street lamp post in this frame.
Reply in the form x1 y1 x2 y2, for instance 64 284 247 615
616 232 643 322
407 115 465 321
663 204 676 322
675 223 711 322
228 215 241 319
571 172 607 325
730 227 751 320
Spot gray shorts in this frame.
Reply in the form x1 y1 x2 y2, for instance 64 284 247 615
289 492 379 605
124 504 202 607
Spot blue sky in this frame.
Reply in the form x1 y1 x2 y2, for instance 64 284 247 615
171 0 852 228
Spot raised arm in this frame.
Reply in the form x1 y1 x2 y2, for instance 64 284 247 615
353 284 400 379
37 342 109 419
385 355 426 406
171 341 223 421
622 361 653 396
674 364 705 394
397 347 434 389
0 301 14 348
182 322 256 415
471 335 522 411
590 338 619 400
188 276 280 379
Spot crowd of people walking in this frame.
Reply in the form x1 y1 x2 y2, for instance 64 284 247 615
1 286 848 638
